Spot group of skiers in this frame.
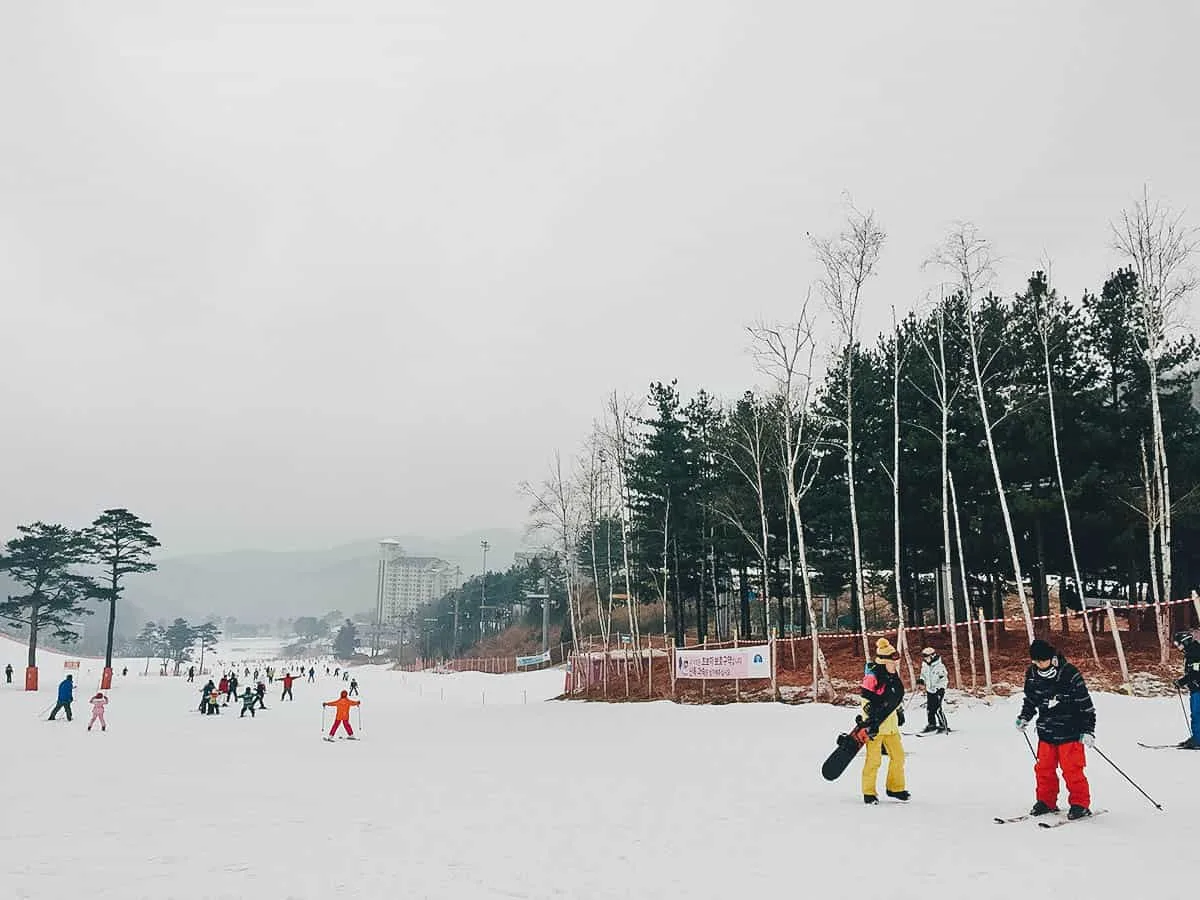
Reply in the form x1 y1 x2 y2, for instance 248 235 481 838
850 628 1200 820
195 666 358 723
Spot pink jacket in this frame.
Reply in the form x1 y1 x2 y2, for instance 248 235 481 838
90 697 108 715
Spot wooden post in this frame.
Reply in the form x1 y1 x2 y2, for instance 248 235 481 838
701 637 707 702
770 630 778 701
603 644 609 699
670 644 677 701
734 631 740 702
978 607 992 695
648 643 654 699
624 645 630 698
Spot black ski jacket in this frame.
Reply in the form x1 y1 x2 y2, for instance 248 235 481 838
859 663 904 734
1019 657 1096 745
1179 643 1200 693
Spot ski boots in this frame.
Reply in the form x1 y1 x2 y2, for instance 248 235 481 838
1067 806 1092 820
1029 801 1059 816
886 790 911 801
863 794 878 805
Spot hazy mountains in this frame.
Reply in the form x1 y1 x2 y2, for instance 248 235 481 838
117 528 529 624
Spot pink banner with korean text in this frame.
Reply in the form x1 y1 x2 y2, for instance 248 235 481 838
674 645 771 680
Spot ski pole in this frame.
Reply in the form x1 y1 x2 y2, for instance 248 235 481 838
1092 744 1163 811
1178 687 1191 732
1022 730 1037 761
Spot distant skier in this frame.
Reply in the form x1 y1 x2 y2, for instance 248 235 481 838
5 663 12 684
324 690 360 739
1172 630 1200 749
121 667 128 676
218 675 229 702
1016 639 1096 820
254 681 267 710
199 679 215 713
227 674 239 704
49 674 75 721
87 692 108 732
334 667 340 678
308 667 315 683
343 670 350 682
348 678 359 697
207 686 222 715
280 672 297 701
187 666 195 683
239 688 258 718
919 647 949 734
857 638 907 804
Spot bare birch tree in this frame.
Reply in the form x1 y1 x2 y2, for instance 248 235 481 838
1112 188 1198 662
748 310 831 699
603 392 643 654
1029 264 1104 669
927 223 1035 641
911 292 964 687
712 394 772 635
811 202 886 661
884 308 918 688
521 452 583 654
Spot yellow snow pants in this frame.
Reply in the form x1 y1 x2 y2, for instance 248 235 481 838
862 733 906 796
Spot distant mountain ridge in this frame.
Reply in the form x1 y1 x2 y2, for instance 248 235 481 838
121 528 529 622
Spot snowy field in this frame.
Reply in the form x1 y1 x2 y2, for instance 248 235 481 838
2 636 1195 899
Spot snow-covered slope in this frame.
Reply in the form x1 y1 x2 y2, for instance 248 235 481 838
1 657 1192 899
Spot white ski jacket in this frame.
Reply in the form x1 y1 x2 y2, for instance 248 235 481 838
921 656 948 693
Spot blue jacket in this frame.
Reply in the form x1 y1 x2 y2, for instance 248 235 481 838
58 678 74 703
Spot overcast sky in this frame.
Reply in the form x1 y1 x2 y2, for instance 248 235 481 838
1 2 1197 557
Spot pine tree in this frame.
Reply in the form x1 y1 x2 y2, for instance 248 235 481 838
0 523 97 684
85 509 160 683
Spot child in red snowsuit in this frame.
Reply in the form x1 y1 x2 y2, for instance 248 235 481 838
324 690 360 737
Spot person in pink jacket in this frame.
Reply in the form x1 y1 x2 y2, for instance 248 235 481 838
88 692 108 732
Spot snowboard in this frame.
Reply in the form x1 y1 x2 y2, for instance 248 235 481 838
822 730 865 781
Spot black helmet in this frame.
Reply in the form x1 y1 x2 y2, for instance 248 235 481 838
1173 630 1195 647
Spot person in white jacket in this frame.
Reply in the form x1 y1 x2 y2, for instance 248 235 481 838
918 648 949 733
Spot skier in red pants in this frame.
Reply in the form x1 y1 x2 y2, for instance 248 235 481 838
324 690 360 739
1016 639 1097 820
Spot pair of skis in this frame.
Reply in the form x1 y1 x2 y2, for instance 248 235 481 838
1137 741 1197 750
994 809 1108 828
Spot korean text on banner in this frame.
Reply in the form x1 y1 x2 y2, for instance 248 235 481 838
516 650 552 667
63 660 81 670
675 645 770 680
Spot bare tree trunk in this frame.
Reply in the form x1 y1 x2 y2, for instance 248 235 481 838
889 311 917 688
929 224 1034 641
948 472 977 689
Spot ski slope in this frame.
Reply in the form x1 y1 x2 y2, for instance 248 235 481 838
1 640 1195 899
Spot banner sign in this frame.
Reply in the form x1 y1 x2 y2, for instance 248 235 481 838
516 650 551 667
675 645 770 680
63 660 80 670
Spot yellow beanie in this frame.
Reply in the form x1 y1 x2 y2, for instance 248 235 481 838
875 637 898 662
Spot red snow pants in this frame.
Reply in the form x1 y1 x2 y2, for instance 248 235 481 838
1035 740 1090 809
330 718 354 737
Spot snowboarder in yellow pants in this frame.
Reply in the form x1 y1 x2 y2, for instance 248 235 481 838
858 638 908 803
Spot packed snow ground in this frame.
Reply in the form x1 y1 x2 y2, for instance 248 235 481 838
2 637 1196 899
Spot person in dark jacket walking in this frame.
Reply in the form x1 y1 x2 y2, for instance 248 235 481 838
856 638 908 804
187 666 195 683
348 678 359 697
5 663 12 684
49 674 75 721
1016 639 1096 820
254 681 267 710
1172 630 1200 749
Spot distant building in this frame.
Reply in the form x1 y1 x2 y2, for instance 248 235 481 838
374 540 462 624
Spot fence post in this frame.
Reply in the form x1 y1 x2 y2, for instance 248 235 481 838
977 607 993 695
670 644 677 701
770 630 778 701
734 630 740 703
